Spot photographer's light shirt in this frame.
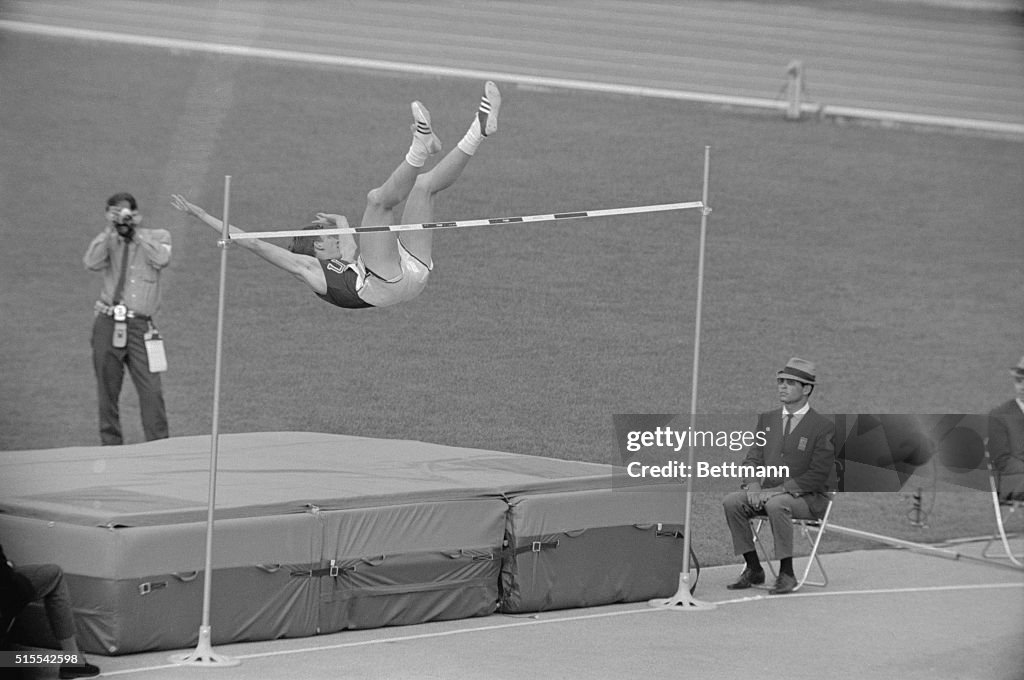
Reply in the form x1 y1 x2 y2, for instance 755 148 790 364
83 228 172 317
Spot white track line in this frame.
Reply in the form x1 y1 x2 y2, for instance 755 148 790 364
2 20 1023 138
100 581 1023 676
714 580 1024 606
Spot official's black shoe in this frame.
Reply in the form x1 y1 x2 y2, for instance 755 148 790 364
769 572 798 595
59 661 100 679
726 567 765 590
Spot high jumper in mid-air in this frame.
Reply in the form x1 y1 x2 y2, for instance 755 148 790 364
172 81 501 309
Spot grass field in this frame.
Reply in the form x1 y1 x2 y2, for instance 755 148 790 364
1 31 1022 568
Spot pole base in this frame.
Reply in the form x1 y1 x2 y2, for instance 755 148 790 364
648 573 717 611
168 626 240 667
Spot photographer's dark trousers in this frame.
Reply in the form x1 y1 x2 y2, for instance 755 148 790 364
91 314 168 445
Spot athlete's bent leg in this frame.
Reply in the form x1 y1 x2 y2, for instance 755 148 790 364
358 101 440 280
399 82 501 266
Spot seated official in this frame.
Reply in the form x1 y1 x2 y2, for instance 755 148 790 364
988 356 1024 501
722 357 836 595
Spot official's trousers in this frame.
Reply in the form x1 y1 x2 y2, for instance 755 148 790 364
723 490 814 560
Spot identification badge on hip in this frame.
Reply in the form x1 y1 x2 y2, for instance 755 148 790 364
112 321 128 348
112 303 128 348
144 330 167 373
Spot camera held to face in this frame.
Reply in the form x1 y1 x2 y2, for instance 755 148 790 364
110 207 138 238
115 207 136 227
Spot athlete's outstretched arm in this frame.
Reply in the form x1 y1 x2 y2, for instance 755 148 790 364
171 194 327 294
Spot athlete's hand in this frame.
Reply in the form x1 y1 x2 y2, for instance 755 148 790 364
170 194 192 214
313 213 349 229
170 194 205 218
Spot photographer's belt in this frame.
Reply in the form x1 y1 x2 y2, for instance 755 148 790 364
95 300 150 321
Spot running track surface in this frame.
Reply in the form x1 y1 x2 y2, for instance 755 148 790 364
2 0 1023 134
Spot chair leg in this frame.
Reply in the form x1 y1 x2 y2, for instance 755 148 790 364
794 515 831 591
980 495 1023 567
752 503 834 592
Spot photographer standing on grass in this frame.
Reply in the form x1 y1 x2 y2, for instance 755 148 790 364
83 192 171 445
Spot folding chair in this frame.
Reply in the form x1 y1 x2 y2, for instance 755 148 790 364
750 491 836 590
981 448 1023 568
749 460 841 592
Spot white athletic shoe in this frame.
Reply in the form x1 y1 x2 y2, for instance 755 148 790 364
478 81 501 137
411 101 441 155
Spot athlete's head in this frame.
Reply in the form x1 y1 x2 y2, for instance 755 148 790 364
290 223 357 261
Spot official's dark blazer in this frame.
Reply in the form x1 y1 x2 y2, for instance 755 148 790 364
741 407 836 518
988 399 1024 497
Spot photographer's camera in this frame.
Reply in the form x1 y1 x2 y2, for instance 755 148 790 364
116 208 135 226
111 207 137 239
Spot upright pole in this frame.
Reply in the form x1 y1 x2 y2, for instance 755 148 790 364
649 146 717 611
785 60 804 121
170 176 240 666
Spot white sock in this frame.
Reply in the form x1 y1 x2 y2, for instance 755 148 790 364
406 136 431 167
457 117 484 157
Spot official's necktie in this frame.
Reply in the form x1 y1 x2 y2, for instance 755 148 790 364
782 413 793 444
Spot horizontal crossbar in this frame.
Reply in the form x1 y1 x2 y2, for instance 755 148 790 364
227 201 706 240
